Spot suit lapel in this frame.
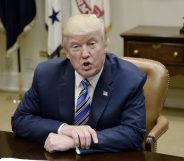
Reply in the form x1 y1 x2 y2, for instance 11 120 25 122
89 58 113 128
58 62 75 125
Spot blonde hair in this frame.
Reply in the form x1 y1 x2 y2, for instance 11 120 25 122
62 14 106 47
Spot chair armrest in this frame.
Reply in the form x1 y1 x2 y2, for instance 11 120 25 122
148 115 169 140
145 115 169 151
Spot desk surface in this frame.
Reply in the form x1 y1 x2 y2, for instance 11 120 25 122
0 131 184 161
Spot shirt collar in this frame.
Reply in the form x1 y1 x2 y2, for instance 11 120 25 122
75 65 104 88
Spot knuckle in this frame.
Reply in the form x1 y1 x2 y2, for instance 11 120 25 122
85 125 90 128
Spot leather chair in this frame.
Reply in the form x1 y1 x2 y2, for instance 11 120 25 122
122 57 169 152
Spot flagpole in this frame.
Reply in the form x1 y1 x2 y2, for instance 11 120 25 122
13 48 23 103
17 47 23 100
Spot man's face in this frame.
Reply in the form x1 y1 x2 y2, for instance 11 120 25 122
64 31 106 78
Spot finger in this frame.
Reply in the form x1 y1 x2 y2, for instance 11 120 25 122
83 127 91 149
44 133 56 153
46 147 55 153
88 127 98 144
44 141 47 150
76 128 86 148
44 139 52 153
72 130 80 147
44 142 51 153
44 135 49 150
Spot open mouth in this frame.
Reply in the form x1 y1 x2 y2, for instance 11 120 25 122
83 62 90 66
82 62 91 70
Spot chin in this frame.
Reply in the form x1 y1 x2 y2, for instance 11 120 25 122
80 70 96 78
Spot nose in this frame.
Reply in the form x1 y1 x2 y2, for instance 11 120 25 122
81 45 90 58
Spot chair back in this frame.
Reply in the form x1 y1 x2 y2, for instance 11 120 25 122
122 57 169 144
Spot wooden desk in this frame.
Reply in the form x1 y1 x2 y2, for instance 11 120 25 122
120 25 184 76
0 131 184 161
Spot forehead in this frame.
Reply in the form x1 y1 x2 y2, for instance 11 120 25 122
67 31 103 44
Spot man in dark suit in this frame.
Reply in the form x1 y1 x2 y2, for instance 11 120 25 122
11 14 147 154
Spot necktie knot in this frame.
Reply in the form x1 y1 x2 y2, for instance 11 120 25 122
81 79 90 89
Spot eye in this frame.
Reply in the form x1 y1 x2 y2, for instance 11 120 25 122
70 44 82 51
88 41 97 48
90 42 95 46
72 44 80 49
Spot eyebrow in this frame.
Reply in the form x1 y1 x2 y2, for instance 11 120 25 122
68 41 80 47
87 37 98 42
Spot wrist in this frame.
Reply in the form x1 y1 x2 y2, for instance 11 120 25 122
60 124 73 136
58 123 66 134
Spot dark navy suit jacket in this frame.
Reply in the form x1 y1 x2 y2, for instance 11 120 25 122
12 53 147 154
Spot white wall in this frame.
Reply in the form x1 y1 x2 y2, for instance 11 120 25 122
108 0 144 55
0 0 184 108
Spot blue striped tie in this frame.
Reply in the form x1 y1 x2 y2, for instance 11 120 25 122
75 79 91 125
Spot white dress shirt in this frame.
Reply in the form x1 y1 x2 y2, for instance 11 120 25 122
57 66 103 133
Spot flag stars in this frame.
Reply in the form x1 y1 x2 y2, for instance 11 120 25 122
49 8 60 24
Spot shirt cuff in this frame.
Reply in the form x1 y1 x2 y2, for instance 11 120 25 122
75 147 81 154
57 123 66 134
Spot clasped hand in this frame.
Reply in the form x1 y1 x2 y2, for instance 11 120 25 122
44 125 98 153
